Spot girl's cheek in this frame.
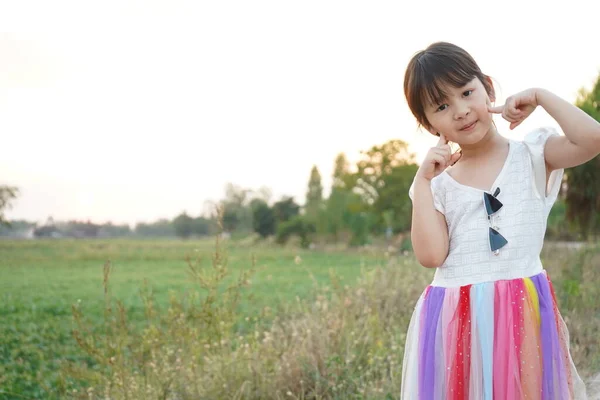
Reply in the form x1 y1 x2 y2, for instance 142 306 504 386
476 103 490 116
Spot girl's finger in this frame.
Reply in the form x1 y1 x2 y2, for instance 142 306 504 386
432 148 451 163
488 104 504 114
448 141 460 154
502 111 519 123
450 150 462 165
437 133 448 146
510 119 524 130
435 144 452 156
507 107 522 118
505 99 523 118
505 102 518 112
431 152 444 162
431 154 447 169
432 145 450 155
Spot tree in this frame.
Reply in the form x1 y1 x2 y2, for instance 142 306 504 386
345 210 375 247
221 206 241 233
62 220 100 238
351 139 415 204
251 199 276 238
33 216 59 238
134 219 175 237
275 215 316 248
220 183 253 233
192 217 212 236
98 222 132 237
254 186 272 203
272 196 300 223
0 219 36 237
305 165 323 220
224 183 251 206
173 212 194 238
0 186 19 226
564 73 600 238
332 152 350 191
325 153 352 240
348 139 418 234
374 163 419 232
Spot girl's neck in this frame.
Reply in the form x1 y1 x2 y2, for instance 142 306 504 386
457 125 508 162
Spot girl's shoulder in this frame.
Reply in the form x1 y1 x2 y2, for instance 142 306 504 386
407 173 448 214
521 126 561 147
518 126 564 203
514 126 562 161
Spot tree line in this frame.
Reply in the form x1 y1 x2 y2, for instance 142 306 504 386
0 139 419 246
1 73 600 244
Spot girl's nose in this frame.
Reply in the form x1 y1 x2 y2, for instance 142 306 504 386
454 107 470 120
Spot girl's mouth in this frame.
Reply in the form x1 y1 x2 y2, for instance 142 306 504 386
460 121 477 131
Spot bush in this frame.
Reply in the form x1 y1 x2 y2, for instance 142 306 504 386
275 216 316 248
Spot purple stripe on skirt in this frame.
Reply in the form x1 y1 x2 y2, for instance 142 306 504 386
531 274 569 400
418 286 446 400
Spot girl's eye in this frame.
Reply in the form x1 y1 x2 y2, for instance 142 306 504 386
463 90 473 97
436 104 448 112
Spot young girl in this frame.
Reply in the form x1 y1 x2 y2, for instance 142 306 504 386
401 42 599 399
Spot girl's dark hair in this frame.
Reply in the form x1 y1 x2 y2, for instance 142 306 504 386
403 42 494 131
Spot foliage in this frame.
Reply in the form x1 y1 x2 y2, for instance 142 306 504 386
324 153 352 241
217 183 253 233
134 219 176 237
272 196 300 223
251 199 276 238
564 73 600 239
305 165 324 221
193 216 212 236
173 212 194 238
347 140 418 235
30 219 132 239
275 215 316 248
0 219 35 236
172 213 213 239
0 185 19 226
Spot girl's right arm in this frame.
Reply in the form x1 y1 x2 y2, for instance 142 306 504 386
411 134 461 268
411 177 449 268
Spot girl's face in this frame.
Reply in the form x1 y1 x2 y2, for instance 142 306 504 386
423 77 494 146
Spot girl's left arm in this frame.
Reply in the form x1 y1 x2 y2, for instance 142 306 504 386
536 88 600 170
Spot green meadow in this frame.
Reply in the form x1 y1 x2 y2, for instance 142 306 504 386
1 238 390 398
1 238 599 399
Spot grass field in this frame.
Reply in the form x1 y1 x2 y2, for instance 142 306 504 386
1 237 599 399
0 237 395 398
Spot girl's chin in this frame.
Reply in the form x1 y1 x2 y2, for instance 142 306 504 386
458 121 493 142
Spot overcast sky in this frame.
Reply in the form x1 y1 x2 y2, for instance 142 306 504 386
2 0 599 226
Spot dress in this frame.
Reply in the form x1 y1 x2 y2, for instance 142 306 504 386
402 127 587 399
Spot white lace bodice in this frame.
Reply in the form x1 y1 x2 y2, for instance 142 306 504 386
408 127 564 288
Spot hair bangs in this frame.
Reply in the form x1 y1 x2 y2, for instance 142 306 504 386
417 53 478 107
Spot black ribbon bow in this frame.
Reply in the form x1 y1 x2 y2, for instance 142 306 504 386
483 187 508 254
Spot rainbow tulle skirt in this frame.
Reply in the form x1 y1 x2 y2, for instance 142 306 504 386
401 271 587 399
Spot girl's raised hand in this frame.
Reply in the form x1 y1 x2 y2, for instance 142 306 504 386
488 88 539 130
416 133 462 181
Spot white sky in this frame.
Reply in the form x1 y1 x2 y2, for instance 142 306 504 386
2 0 599 226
